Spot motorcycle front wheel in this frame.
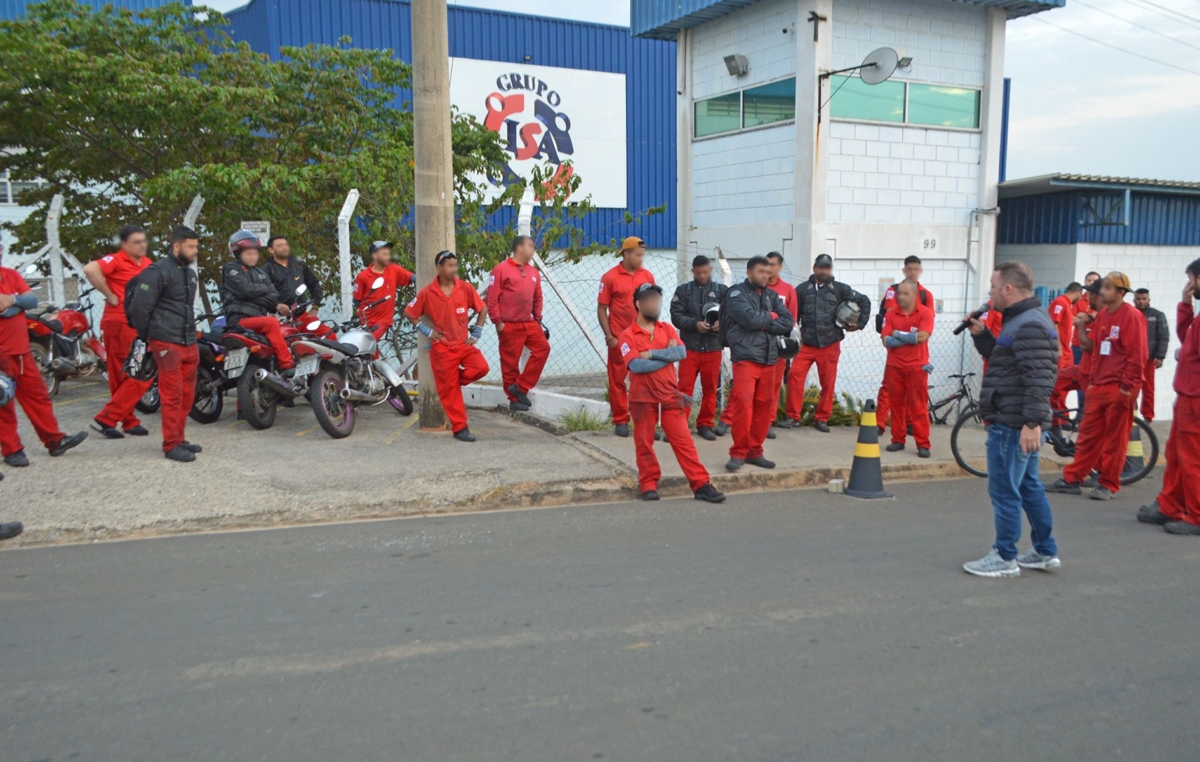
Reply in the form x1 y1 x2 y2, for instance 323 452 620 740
136 381 161 414
308 367 355 439
237 364 278 430
189 365 224 424
29 343 60 399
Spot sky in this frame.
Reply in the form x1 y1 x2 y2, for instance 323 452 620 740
204 0 1200 182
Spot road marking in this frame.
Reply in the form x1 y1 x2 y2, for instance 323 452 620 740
53 392 111 408
385 415 420 444
226 420 245 429
295 425 320 437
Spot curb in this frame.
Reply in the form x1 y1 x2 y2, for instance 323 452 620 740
493 405 569 436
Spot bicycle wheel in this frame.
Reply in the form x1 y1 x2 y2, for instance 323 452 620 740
1120 417 1159 485
950 406 989 478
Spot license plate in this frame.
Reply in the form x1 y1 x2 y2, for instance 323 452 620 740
225 348 249 378
293 355 320 380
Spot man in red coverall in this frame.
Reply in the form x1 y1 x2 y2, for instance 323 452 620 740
875 256 935 433
353 241 414 341
598 237 656 438
0 253 88 467
1052 281 1101 421
881 280 936 457
84 224 154 439
1138 258 1200 536
405 251 489 443
619 283 725 504
488 235 549 412
1047 272 1146 500
1047 282 1083 412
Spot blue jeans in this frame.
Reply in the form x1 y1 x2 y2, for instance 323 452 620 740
987 424 1058 561
1071 345 1083 365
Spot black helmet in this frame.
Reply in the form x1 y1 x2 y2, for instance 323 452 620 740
228 230 262 259
0 370 15 407
776 335 800 360
834 300 861 330
703 301 720 326
122 338 157 383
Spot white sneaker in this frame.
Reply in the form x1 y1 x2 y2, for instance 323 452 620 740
963 548 1020 578
1016 549 1061 570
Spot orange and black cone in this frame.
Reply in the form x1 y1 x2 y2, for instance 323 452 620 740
1122 423 1144 477
845 399 892 499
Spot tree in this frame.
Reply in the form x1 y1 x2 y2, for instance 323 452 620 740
0 0 661 301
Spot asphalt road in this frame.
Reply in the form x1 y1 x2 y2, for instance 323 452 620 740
2 476 1197 762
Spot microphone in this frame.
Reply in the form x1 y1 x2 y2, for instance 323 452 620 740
953 303 991 336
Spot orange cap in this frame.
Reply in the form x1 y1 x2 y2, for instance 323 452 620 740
1104 271 1132 292
620 236 646 254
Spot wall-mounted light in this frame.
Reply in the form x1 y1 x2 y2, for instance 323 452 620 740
723 54 749 77
898 56 913 69
523 54 532 62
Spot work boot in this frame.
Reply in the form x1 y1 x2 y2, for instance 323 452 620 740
814 421 830 433
885 442 905 452
1137 501 1171 525
124 425 150 437
917 447 931 458
963 548 1020 578
697 426 717 441
5 450 30 467
641 489 660 501
49 432 87 457
694 483 726 503
713 421 729 437
507 384 532 407
164 445 196 463
766 428 776 439
1082 471 1100 489
453 428 477 443
774 418 797 430
509 401 531 412
725 457 744 472
1089 486 1116 501
91 419 124 439
181 441 203 454
1164 520 1200 536
1044 478 1082 495
0 522 23 541
745 456 775 469
614 423 630 438
1016 549 1061 571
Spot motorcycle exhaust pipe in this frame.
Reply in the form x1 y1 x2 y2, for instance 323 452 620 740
252 367 300 399
339 387 385 405
50 357 79 377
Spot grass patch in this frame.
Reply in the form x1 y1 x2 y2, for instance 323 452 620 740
560 406 611 432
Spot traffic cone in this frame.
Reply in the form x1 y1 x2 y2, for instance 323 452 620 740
1122 423 1144 477
845 399 892 499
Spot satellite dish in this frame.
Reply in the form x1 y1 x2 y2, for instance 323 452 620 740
859 47 899 85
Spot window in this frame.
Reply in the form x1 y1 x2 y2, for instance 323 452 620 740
742 78 796 129
829 76 981 129
694 77 796 138
907 83 980 129
0 172 10 205
0 171 46 205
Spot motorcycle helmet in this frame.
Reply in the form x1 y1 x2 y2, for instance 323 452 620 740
834 300 861 330
776 335 800 360
703 301 720 327
123 338 158 382
0 370 15 407
228 229 262 259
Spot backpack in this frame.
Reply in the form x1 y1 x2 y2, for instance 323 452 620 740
123 263 166 328
875 287 927 333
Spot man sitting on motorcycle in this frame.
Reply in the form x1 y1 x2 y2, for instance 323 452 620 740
353 241 414 342
219 230 295 373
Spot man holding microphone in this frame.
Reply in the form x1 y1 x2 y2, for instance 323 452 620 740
963 262 1061 578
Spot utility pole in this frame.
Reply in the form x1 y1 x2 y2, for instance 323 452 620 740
411 0 455 430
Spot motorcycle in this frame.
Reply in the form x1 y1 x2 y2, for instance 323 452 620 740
22 264 106 398
188 312 231 424
296 276 412 439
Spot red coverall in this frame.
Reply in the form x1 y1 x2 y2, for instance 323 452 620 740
0 267 66 456
1156 301 1200 527
1062 303 1147 493
881 304 935 449
878 284 931 432
768 278 798 410
786 344 840 424
618 320 710 493
598 264 655 425
354 262 414 341
730 361 777 461
94 249 153 431
151 340 199 453
679 350 721 429
405 278 489 434
1047 293 1076 412
1071 298 1094 361
237 316 294 369
487 257 549 401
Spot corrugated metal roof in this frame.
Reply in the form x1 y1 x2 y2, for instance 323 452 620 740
998 187 1200 247
227 0 677 249
631 0 1063 39
0 0 187 20
1000 173 1200 199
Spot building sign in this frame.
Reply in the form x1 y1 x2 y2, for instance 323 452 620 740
449 58 628 209
240 221 270 245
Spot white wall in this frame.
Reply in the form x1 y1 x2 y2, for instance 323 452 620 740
996 243 1076 289
691 0 798 101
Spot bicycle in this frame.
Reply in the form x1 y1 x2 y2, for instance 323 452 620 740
949 405 1159 485
927 372 978 426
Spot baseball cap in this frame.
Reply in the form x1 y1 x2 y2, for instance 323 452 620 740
1082 280 1102 295
369 240 393 254
1104 271 1132 292
814 254 833 268
633 282 664 303
620 236 645 253
435 250 457 266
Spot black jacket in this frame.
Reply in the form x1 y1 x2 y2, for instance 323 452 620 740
263 257 322 308
220 261 280 325
794 276 871 348
670 279 728 353
1140 306 1169 361
973 296 1058 429
719 279 794 365
127 254 197 346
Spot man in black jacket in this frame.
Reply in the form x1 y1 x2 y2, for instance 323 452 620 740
963 261 1060 578
670 255 727 440
219 230 295 372
263 235 322 319
127 226 202 463
1134 288 1169 422
720 256 794 471
783 254 870 432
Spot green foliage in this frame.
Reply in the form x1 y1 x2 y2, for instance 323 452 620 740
776 385 862 427
559 406 610 432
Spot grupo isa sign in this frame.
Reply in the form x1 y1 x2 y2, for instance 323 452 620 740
449 58 628 209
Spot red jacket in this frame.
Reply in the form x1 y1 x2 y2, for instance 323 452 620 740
1089 302 1147 391
1048 294 1074 366
1174 302 1200 397
487 257 543 325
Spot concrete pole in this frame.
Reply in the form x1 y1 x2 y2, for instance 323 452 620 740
675 28 694 285
45 194 65 305
976 7 1006 301
411 0 456 430
337 189 360 321
183 195 207 317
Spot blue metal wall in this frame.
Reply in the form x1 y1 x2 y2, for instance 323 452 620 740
226 0 678 249
998 192 1200 247
0 0 186 19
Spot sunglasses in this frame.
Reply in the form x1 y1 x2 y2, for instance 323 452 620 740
435 251 456 265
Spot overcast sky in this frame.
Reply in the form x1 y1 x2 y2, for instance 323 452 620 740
205 0 1200 182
